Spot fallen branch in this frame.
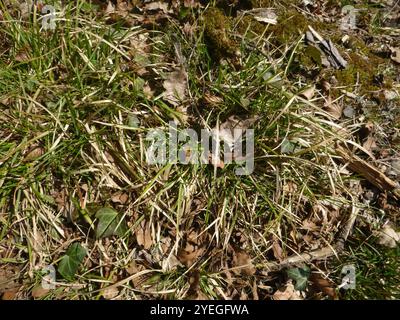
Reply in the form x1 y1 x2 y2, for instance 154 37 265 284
336 145 400 200
306 25 348 69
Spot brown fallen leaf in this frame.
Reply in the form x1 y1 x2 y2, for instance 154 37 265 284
0 265 20 294
177 230 205 267
272 281 303 300
309 273 337 299
24 146 45 162
15 49 30 63
32 285 50 299
135 220 153 250
251 8 278 25
390 47 400 64
111 191 129 204
376 224 400 248
299 85 315 100
272 238 284 262
1 288 18 300
101 286 119 299
232 248 256 276
144 1 173 14
162 68 187 106
324 96 343 119
203 92 224 106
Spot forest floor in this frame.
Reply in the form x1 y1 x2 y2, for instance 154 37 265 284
0 0 399 300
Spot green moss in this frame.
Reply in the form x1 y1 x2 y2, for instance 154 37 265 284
237 8 335 48
270 11 310 44
299 46 322 67
334 52 386 92
203 7 238 60
250 0 298 7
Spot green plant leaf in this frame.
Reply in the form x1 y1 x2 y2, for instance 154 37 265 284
95 207 127 239
58 243 86 281
287 266 311 291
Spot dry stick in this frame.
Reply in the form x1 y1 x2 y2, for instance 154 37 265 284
258 246 336 273
307 25 347 69
335 145 400 200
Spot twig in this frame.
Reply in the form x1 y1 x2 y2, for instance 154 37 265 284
336 145 400 200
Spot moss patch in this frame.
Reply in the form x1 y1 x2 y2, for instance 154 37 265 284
203 7 239 61
333 52 387 93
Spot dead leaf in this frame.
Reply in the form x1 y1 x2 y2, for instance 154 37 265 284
105 1 115 15
1 289 18 300
177 230 205 267
0 265 20 293
390 47 400 64
272 239 284 262
272 281 303 300
32 285 49 299
309 273 337 299
162 68 187 106
363 136 377 153
15 49 30 63
232 248 256 276
24 146 45 162
203 92 223 106
111 191 129 204
136 220 153 250
299 85 315 100
101 286 119 299
376 224 400 248
324 97 343 119
251 8 278 25
144 2 172 14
